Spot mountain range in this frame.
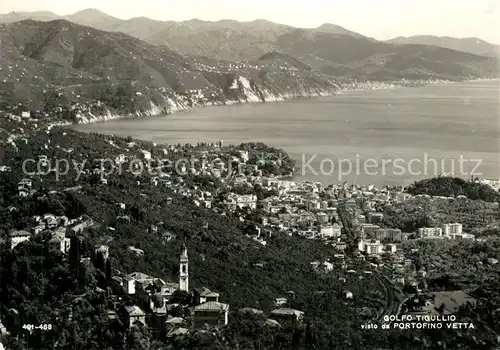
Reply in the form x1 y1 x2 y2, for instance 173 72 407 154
0 19 340 121
387 36 499 58
0 9 498 123
1 8 498 59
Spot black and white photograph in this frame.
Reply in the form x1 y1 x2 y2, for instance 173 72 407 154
0 0 499 349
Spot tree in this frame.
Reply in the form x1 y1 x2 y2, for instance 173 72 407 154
64 193 87 219
105 259 112 285
278 207 288 214
77 264 87 289
69 236 81 272
305 322 313 347
130 206 144 222
169 290 192 306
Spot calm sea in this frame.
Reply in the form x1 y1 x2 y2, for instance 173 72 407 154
74 80 500 186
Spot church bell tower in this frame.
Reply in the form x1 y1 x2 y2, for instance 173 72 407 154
179 244 189 292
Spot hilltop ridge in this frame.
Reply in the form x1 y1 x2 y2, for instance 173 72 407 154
0 18 497 125
1 8 498 59
0 19 338 123
387 35 500 57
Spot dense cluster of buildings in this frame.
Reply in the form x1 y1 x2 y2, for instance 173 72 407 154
4 132 498 340
104 245 232 333
100 244 304 335
6 211 306 336
6 135 494 254
5 213 94 252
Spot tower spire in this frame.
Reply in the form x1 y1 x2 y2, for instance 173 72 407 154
179 243 189 292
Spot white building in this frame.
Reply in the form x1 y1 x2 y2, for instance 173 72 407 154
18 178 33 197
318 224 342 238
239 150 249 163
9 230 31 250
365 241 384 255
307 200 320 211
317 212 328 224
343 290 354 299
317 225 332 237
450 233 475 240
443 223 463 236
418 227 443 238
275 297 287 306
323 261 334 271
358 240 384 255
331 223 342 237
225 194 257 210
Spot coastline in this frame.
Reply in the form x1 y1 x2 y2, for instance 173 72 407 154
66 77 499 188
71 77 499 125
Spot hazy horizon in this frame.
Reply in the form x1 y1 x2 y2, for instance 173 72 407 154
1 0 499 44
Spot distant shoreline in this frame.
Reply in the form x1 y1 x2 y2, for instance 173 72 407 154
70 77 499 126
69 78 499 187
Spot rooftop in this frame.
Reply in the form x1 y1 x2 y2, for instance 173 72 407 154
124 305 146 316
165 317 184 324
167 327 189 337
194 301 229 312
48 228 66 242
270 308 304 317
126 272 153 281
265 319 281 327
163 282 180 289
9 230 31 237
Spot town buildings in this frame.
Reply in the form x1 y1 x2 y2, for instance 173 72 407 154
9 230 31 250
269 308 304 324
48 227 71 254
418 227 444 238
17 178 33 197
4 130 491 343
358 240 384 255
193 301 229 327
375 228 402 242
225 194 257 210
443 223 463 236
123 306 147 329
193 287 220 305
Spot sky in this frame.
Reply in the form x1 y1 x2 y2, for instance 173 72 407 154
1 0 499 43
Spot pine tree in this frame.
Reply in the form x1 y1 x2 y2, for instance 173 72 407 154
77 264 87 289
105 259 112 285
305 321 312 347
292 325 301 348
69 236 81 272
